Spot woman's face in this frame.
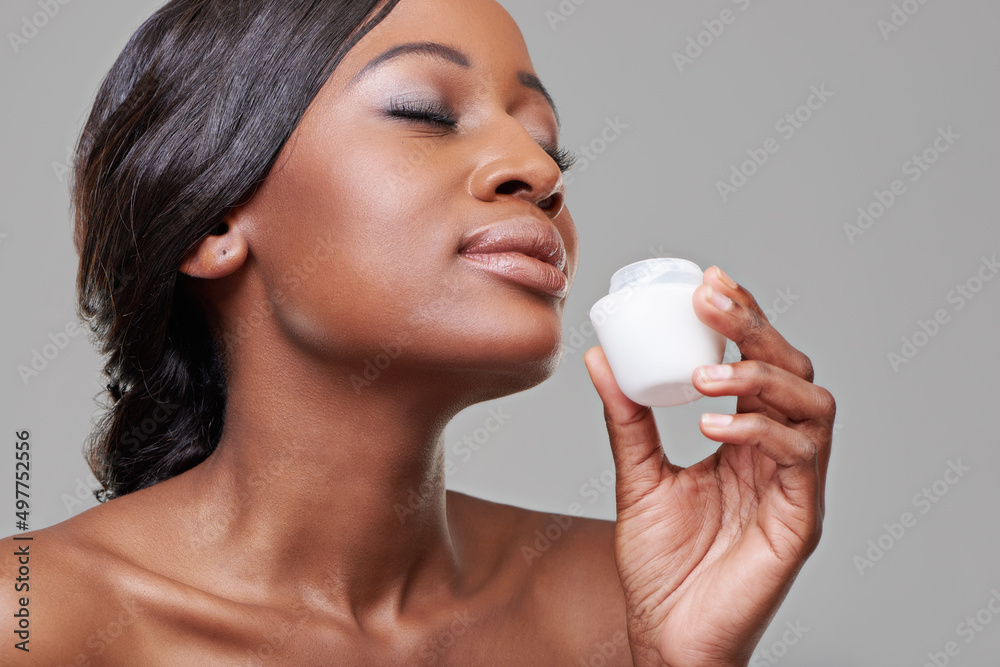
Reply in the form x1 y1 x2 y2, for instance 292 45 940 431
225 0 579 389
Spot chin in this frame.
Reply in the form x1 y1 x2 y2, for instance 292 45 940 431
456 360 558 406
476 334 564 395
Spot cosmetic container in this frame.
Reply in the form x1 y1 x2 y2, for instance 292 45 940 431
589 258 728 407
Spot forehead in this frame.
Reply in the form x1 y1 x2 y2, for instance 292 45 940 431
330 0 535 91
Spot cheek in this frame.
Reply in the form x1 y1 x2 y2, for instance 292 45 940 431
249 138 468 354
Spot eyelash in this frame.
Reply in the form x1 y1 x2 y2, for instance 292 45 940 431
386 99 578 173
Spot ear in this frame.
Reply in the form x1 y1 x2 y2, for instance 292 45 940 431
179 219 248 279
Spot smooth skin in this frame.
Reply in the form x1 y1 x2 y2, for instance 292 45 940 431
2 0 833 664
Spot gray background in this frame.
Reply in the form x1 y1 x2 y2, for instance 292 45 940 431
2 0 998 664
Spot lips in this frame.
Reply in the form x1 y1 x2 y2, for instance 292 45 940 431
458 217 567 271
458 217 569 299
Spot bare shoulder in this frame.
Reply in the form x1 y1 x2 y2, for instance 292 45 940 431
0 496 175 665
0 518 130 664
447 490 631 663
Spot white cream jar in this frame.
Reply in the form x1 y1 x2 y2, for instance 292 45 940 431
589 258 728 407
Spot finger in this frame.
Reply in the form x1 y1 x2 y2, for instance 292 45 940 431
694 266 815 383
691 360 837 426
699 412 822 509
583 346 678 503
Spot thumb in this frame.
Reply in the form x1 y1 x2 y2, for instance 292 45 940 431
583 346 673 505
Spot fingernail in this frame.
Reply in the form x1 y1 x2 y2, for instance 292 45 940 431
701 413 734 427
699 364 733 382
715 266 738 289
706 284 733 312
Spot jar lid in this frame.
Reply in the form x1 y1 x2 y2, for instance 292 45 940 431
610 258 704 294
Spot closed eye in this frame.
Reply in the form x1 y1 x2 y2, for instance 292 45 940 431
384 98 577 173
386 98 458 128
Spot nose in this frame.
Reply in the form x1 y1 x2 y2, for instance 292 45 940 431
468 121 566 219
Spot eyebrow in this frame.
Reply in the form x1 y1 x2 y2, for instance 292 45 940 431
346 41 562 129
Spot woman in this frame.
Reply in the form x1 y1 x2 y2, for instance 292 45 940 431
2 0 835 664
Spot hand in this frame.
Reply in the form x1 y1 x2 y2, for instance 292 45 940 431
583 266 835 667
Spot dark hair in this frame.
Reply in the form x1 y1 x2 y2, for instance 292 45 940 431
72 0 403 502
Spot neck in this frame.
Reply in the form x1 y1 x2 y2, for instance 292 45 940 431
177 330 488 626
